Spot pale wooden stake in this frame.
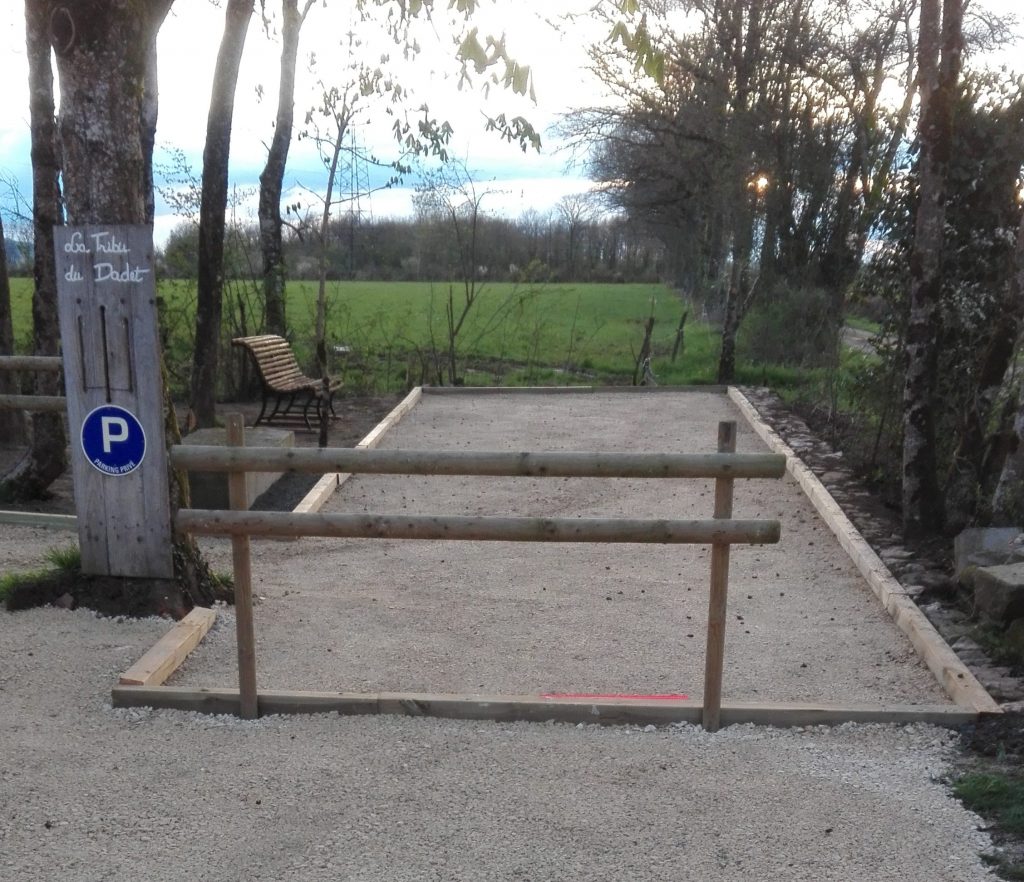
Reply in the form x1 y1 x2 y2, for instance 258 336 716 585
227 413 258 720
702 421 736 732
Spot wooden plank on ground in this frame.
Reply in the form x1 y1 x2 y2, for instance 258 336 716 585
727 386 1001 715
356 386 423 450
0 511 78 531
117 607 216 687
292 386 423 515
110 686 980 728
420 385 729 396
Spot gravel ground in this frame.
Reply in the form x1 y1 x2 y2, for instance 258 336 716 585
0 389 999 880
180 391 948 705
0 607 997 881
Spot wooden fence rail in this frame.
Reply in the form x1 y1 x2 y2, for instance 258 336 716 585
0 358 72 530
0 357 65 413
177 510 780 545
171 446 786 480
0 394 66 413
0 355 62 372
172 416 784 730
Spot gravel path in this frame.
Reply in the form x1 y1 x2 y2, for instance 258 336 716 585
180 391 948 705
0 389 998 879
0 608 996 881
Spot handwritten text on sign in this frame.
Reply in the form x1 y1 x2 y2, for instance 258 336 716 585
62 231 150 283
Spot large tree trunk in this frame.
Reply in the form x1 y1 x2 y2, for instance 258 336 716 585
190 0 254 428
0 210 25 447
0 210 26 447
259 0 312 337
316 124 345 448
41 0 220 610
991 213 1024 524
716 199 755 384
900 0 962 538
945 285 1024 529
0 0 65 498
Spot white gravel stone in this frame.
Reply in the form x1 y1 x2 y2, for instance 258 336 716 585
0 391 997 879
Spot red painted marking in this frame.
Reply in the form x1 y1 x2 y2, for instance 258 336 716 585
541 692 689 702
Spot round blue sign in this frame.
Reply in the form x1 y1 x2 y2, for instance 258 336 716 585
80 405 147 476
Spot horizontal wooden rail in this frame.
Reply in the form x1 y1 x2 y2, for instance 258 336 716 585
177 509 781 545
0 394 66 412
0 355 62 372
0 510 78 531
171 446 787 480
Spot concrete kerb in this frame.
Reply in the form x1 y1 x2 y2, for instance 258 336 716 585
114 385 998 726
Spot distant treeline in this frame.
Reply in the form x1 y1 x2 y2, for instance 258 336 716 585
158 212 667 284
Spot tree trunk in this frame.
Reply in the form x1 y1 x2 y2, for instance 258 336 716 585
259 0 311 337
0 0 65 499
945 286 1024 529
190 0 254 428
990 211 1024 525
316 120 345 447
716 265 742 384
0 210 25 447
716 200 755 384
42 0 220 610
900 0 962 538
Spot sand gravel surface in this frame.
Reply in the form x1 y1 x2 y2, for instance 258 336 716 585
0 390 997 880
180 391 948 705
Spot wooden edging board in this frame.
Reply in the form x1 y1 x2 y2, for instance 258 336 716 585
292 386 423 515
117 607 217 687
421 384 728 395
114 386 993 728
0 510 78 531
727 386 1000 715
110 685 978 728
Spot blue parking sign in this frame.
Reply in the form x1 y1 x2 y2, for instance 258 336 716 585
80 405 147 476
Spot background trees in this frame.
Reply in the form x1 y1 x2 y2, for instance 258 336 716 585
0 0 67 501
563 0 1023 534
2 0 1022 547
190 0 256 429
566 0 924 383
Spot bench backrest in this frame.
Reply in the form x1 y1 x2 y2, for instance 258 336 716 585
232 335 308 390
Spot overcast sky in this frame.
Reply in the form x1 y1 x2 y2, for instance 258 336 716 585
0 1 1020 246
0 1 606 244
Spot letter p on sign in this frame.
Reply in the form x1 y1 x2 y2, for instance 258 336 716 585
101 416 129 453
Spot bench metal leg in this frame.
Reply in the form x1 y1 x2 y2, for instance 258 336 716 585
254 392 271 427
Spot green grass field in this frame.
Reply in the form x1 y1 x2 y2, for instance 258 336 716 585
8 276 821 394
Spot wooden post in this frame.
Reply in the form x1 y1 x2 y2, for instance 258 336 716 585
702 420 736 732
53 225 173 579
227 414 258 720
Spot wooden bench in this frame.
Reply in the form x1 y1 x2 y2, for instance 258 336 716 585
232 335 341 430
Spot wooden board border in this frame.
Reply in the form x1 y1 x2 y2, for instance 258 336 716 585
114 387 995 728
118 607 217 686
0 511 78 531
421 385 728 396
727 385 1000 714
110 685 978 728
292 386 423 515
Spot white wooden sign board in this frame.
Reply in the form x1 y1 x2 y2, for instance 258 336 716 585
55 224 174 579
